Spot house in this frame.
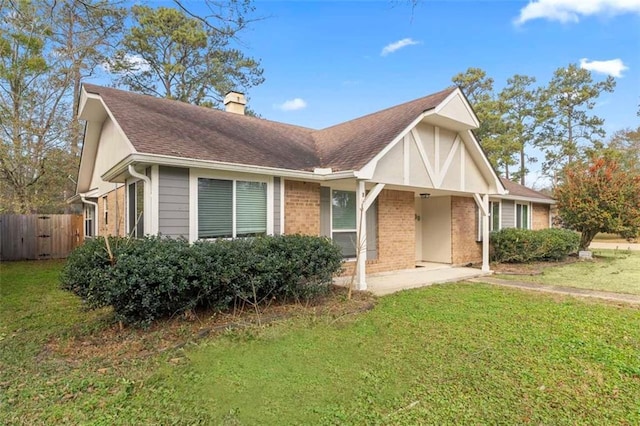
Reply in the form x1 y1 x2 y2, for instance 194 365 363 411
71 84 554 290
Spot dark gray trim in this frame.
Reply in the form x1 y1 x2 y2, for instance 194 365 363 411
273 177 281 235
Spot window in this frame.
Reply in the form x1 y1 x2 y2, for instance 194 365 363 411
332 190 357 258
103 196 108 226
490 201 500 231
516 203 529 229
84 204 95 238
198 178 266 239
128 181 144 237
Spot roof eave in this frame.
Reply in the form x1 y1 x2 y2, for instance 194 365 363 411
101 153 358 183
496 194 556 204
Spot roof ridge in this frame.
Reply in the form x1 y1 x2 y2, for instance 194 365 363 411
82 83 317 133
316 86 457 133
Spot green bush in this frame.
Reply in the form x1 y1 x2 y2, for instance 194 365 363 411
490 228 579 263
61 235 343 326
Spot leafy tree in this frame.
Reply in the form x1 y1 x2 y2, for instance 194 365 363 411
453 67 517 177
0 0 124 213
52 0 126 154
109 5 264 107
537 64 615 176
0 0 64 213
498 74 541 185
555 157 640 251
607 126 640 171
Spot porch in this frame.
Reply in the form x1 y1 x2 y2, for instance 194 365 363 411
335 262 491 296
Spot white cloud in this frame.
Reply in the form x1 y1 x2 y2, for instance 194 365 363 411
515 0 640 25
275 98 307 111
580 58 629 77
380 38 420 56
103 54 150 73
124 54 151 72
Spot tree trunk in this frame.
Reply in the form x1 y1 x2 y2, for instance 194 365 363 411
520 148 526 186
579 229 597 252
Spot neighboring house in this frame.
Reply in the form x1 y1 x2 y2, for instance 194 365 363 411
70 84 553 290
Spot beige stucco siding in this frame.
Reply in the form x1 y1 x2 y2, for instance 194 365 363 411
89 117 135 196
371 122 491 195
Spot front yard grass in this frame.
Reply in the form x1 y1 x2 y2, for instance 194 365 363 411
1 260 640 424
496 250 640 295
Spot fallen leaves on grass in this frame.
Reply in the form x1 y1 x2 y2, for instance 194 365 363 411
41 286 376 366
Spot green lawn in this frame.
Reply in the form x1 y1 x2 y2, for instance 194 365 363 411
498 250 640 295
2 261 640 424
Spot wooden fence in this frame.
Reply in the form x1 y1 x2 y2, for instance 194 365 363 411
0 214 83 261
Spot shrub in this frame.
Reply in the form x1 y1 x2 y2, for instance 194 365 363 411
61 235 343 326
490 228 579 263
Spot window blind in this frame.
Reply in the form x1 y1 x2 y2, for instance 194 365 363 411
236 181 267 236
198 178 233 238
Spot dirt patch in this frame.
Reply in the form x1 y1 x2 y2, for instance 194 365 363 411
42 286 376 366
491 255 582 276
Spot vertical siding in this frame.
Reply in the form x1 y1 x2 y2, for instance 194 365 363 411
273 177 281 235
158 166 190 239
501 200 515 228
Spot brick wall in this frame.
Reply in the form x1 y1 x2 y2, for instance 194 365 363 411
284 180 320 235
532 203 550 230
341 189 415 276
450 196 482 265
97 186 126 236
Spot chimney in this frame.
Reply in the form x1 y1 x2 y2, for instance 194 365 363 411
223 91 247 115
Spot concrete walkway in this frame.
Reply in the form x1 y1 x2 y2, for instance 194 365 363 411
469 276 640 305
336 264 491 296
590 242 640 251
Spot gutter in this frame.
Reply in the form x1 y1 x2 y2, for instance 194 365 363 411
128 165 152 234
79 194 99 237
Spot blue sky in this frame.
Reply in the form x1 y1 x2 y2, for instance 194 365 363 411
233 1 639 132
143 0 639 185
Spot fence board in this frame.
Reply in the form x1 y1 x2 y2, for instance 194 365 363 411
0 214 83 261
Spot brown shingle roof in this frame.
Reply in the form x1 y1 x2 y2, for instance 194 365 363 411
500 177 554 201
83 84 456 172
84 84 319 171
315 87 456 171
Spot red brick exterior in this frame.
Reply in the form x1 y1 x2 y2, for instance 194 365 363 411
342 189 416 276
284 180 320 235
370 189 416 272
532 203 550 230
450 196 482 265
97 186 126 236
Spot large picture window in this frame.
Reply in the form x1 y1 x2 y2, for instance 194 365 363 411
332 190 357 258
198 178 267 239
516 203 529 229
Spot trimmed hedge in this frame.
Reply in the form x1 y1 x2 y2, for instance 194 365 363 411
61 235 343 326
490 228 579 263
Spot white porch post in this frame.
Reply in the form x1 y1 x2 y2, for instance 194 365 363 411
356 179 367 290
473 193 491 272
481 194 490 272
